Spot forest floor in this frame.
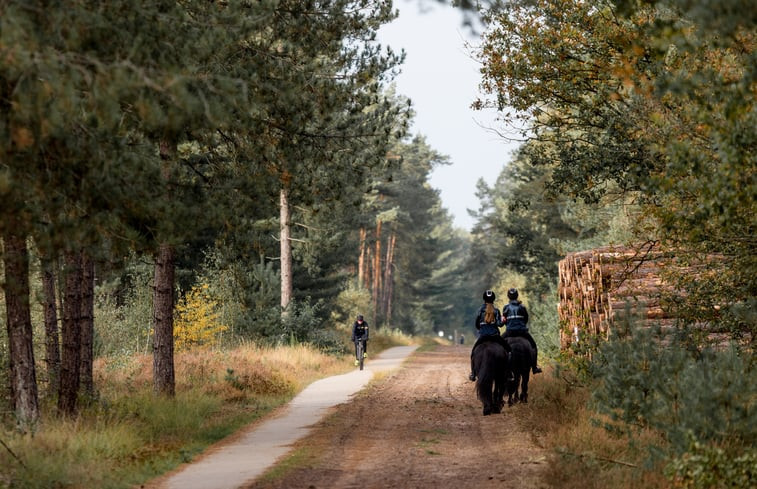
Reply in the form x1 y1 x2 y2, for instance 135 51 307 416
242 345 551 489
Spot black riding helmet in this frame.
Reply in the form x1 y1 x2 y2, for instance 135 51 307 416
356 314 364 321
507 288 519 300
483 290 495 303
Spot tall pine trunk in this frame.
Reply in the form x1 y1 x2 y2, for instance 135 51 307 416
79 253 95 397
58 250 82 416
42 260 61 398
383 230 396 325
280 187 292 314
357 227 366 289
153 139 176 397
153 244 176 397
372 220 382 327
2 231 40 431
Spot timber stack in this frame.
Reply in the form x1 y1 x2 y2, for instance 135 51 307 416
557 242 678 349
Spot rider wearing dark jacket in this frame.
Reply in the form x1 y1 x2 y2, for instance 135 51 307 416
351 314 369 363
469 290 512 382
501 288 542 374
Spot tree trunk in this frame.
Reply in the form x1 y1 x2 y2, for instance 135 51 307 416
58 250 82 416
383 230 396 326
79 253 95 397
153 243 176 397
280 187 292 314
358 227 366 289
152 138 177 397
42 260 61 398
2 232 40 431
372 220 382 327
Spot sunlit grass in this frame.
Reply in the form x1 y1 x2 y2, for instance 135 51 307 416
1 332 415 489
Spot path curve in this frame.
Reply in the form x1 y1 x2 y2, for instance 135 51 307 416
243 345 550 489
151 346 418 489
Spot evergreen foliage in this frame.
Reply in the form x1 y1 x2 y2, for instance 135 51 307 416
474 1 755 485
593 320 756 487
476 0 755 344
3 0 471 422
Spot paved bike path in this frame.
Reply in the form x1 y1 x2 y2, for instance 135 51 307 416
160 345 418 489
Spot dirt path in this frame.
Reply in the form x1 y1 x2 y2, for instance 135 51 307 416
145 347 417 489
244 345 550 489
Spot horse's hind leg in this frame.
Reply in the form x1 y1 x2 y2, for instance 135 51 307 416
492 381 504 414
520 372 530 403
483 395 493 416
508 374 519 406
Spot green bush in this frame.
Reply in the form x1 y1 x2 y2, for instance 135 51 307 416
593 320 756 452
94 259 154 357
331 284 372 328
665 436 757 489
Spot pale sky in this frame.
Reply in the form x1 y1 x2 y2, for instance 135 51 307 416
376 1 521 231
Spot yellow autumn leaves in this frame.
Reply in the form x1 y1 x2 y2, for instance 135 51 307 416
173 284 228 351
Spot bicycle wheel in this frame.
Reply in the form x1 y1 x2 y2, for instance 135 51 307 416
357 341 364 370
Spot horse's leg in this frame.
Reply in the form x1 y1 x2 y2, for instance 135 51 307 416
508 373 518 406
483 393 492 415
520 370 529 403
479 376 493 416
492 378 504 414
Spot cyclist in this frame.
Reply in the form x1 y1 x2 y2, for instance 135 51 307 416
351 314 369 366
502 288 542 374
469 290 512 381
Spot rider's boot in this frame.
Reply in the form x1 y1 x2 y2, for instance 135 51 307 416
469 356 477 381
532 350 542 374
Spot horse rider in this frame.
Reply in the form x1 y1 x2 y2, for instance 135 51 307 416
469 290 512 381
351 314 369 365
501 288 542 374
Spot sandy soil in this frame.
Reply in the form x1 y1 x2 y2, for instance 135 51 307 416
243 345 551 489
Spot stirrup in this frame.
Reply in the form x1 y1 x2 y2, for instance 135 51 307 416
468 372 476 381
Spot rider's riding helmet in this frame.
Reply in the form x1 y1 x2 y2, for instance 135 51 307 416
356 314 364 322
483 290 496 303
507 288 519 300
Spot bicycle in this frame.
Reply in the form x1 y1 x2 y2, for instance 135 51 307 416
354 338 366 370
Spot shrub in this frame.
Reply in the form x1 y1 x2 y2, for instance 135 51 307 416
591 318 756 486
174 284 228 351
665 436 757 489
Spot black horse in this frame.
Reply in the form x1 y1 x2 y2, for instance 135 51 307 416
504 336 534 406
471 340 508 415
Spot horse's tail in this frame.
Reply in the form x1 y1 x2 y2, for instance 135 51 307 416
476 362 495 401
474 342 507 401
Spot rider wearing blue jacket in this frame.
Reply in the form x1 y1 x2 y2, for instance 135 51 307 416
469 290 512 381
501 288 542 374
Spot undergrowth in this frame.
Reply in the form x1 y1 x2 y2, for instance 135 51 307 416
0 332 413 489
519 365 669 489
522 356 754 489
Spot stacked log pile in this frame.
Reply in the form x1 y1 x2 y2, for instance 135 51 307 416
558 242 678 349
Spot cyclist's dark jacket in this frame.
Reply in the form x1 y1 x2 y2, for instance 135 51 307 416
351 320 369 341
503 300 529 331
474 304 502 337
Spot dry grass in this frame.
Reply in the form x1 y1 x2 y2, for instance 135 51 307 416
0 341 387 489
521 366 670 489
94 342 349 400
